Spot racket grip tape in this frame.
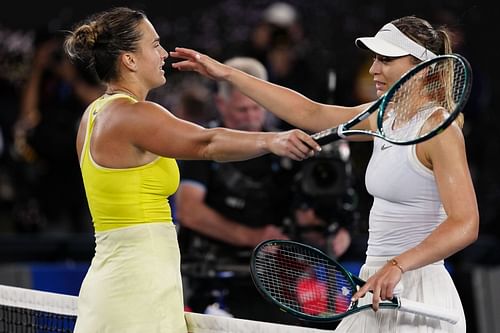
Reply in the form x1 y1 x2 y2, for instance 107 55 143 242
398 297 459 324
311 127 342 146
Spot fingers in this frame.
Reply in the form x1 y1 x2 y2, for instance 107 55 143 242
352 268 401 312
288 139 320 161
170 48 204 63
302 136 323 153
287 129 322 151
352 283 369 303
290 129 322 157
170 48 203 72
283 145 310 161
170 47 198 59
171 60 192 71
352 282 382 311
291 142 314 159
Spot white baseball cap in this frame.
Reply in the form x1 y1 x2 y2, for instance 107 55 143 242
355 23 437 61
263 2 298 28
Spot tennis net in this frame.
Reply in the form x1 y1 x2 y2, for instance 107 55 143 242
0 284 333 332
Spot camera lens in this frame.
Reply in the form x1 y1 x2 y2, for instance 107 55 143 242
311 161 337 188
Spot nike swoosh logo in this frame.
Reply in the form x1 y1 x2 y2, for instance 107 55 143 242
381 144 393 151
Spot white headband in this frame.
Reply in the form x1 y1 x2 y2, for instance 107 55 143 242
355 23 437 61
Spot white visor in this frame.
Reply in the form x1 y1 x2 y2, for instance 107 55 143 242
355 23 437 61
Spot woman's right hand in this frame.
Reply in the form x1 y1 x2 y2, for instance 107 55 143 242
267 129 321 161
170 47 230 81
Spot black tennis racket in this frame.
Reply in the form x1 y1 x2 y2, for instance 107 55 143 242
250 239 459 324
311 53 472 145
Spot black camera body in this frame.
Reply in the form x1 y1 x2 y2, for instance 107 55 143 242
291 141 358 238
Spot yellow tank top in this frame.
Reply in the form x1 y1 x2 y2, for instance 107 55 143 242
80 93 179 232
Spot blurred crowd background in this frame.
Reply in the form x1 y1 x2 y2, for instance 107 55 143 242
0 0 498 331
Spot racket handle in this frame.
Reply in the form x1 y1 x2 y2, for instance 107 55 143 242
398 297 459 324
311 127 342 146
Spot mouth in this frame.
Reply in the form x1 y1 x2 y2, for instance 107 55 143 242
374 81 385 92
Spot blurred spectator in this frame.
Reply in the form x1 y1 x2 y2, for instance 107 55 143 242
175 56 353 325
0 27 33 225
241 2 328 129
12 28 104 233
150 72 217 126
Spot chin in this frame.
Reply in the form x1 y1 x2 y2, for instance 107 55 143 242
154 76 167 88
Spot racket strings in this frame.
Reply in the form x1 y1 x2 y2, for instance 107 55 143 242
382 57 467 141
254 244 355 318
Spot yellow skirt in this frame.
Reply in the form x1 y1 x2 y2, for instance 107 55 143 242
74 223 187 333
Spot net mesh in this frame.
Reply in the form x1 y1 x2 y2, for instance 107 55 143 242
0 284 332 333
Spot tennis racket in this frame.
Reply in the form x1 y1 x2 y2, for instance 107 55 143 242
311 53 472 145
250 239 459 324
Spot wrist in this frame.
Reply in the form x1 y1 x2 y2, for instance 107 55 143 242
387 258 405 274
257 133 272 152
225 65 238 82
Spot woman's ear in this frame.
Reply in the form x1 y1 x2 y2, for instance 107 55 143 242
120 52 138 72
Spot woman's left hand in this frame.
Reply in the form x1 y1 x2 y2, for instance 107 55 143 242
171 47 230 81
351 261 403 311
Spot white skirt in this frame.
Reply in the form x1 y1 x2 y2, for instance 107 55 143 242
74 223 188 333
334 256 466 333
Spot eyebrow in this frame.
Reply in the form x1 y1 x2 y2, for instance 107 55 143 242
373 53 404 61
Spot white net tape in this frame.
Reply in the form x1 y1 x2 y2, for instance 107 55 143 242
0 284 334 332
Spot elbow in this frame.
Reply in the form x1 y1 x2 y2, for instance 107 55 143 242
199 129 224 162
175 204 197 229
463 213 480 247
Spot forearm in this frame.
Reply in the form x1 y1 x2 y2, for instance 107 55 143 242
202 127 272 162
171 47 351 132
129 103 318 162
179 201 257 247
226 67 322 131
394 216 478 272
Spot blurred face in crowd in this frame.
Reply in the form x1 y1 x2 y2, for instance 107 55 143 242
216 90 267 132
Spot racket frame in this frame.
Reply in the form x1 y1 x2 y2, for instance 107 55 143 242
311 53 472 146
377 53 473 145
250 240 400 322
251 240 458 324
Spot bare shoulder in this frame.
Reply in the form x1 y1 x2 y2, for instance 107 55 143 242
102 99 184 149
418 121 466 168
114 99 174 124
428 121 465 150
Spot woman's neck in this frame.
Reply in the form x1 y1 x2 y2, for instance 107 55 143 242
105 85 143 101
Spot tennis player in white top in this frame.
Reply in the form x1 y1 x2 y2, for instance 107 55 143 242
171 15 478 332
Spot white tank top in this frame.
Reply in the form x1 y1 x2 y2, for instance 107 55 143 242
364 137 446 256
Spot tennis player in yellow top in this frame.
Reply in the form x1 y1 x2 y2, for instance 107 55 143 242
64 7 320 333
